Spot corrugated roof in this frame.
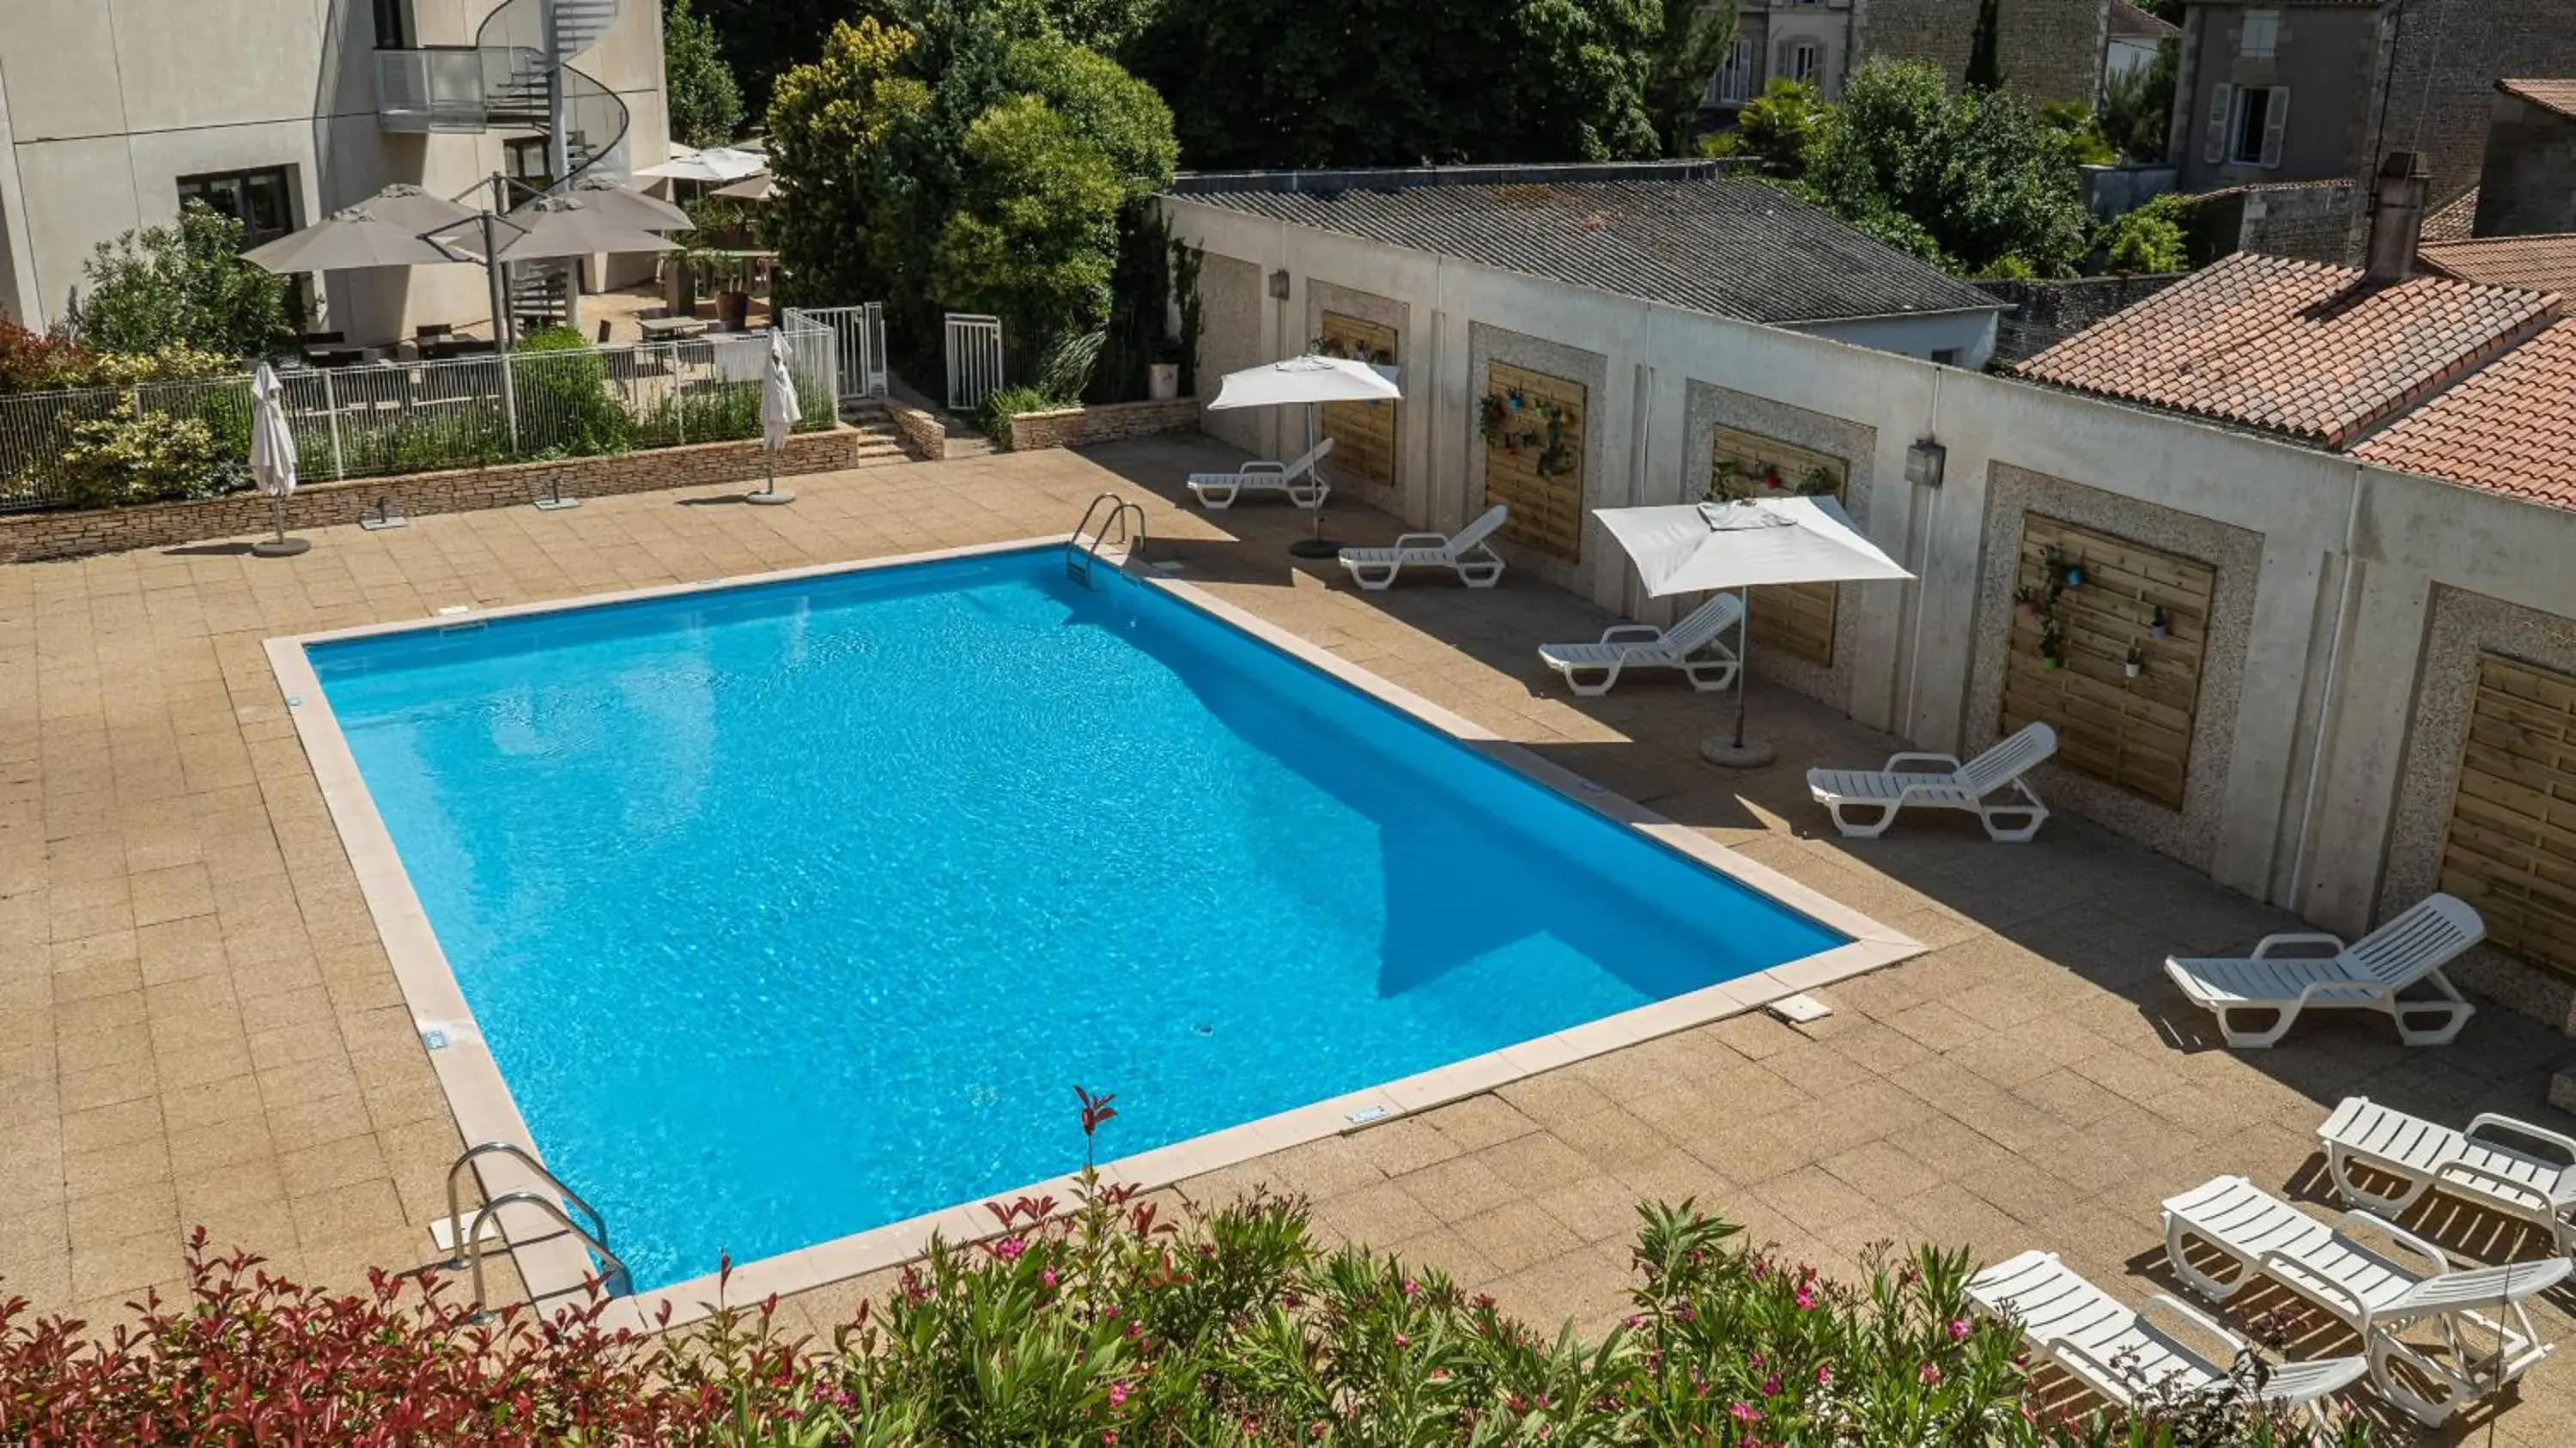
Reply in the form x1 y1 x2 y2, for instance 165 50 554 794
1169 170 2003 326
2355 320 2576 508
2420 234 2576 304
2500 79 2576 120
2013 252 2557 447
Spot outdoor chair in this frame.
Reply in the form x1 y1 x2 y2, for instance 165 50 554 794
1188 437 1333 510
1337 505 1509 590
2161 1173 2567 1426
1536 593 1744 697
2316 1096 2576 1257
1804 722 2056 843
2164 893 2482 1048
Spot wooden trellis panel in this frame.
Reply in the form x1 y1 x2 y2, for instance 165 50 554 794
1708 424 1849 666
1483 362 1585 560
1317 313 1398 489
2438 655 2576 983
1998 515 2215 809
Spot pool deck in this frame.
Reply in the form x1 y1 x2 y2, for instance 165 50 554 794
4 435 2573 1443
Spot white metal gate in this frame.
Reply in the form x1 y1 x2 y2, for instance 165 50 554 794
944 313 1004 412
784 303 887 407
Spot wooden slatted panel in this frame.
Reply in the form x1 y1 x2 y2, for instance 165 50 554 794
1708 423 1849 666
1997 514 2215 809
1484 362 1585 560
2439 655 2576 983
1317 313 1397 489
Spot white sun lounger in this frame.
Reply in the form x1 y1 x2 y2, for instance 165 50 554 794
2163 893 2482 1049
1805 721 2056 843
2162 1174 2568 1426
1187 437 1333 510
1337 505 1509 591
2317 1096 2576 1258
1967 1249 2367 1430
1536 593 1744 697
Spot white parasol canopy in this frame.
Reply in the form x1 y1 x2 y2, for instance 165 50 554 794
436 195 680 264
1206 354 1402 410
634 145 769 183
1594 496 1912 764
559 175 696 230
247 362 309 557
747 329 804 504
709 172 777 202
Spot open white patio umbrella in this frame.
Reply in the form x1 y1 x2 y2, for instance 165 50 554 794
558 175 695 231
431 195 679 344
247 362 309 558
635 146 769 184
1206 356 1402 555
709 172 778 202
747 328 803 505
1595 496 1912 767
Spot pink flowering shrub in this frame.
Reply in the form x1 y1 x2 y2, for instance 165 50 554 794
0 1092 2372 1445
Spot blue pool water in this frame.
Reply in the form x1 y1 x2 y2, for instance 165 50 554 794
310 549 1844 1290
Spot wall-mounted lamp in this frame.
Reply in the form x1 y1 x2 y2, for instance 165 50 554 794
1905 437 1947 489
1267 269 1292 300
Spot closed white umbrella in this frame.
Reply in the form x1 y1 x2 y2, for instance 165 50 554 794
747 328 803 505
1594 496 1913 766
1207 356 1404 556
247 362 310 558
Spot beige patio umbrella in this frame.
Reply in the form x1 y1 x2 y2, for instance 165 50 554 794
240 186 469 272
709 173 776 202
556 175 695 231
430 195 679 343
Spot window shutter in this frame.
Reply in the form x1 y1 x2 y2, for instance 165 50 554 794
2260 88 2291 167
1777 39 1796 83
2203 82 2235 165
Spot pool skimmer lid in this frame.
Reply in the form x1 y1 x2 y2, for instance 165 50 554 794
1767 993 1832 1025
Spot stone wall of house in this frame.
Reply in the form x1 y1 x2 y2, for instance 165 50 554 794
1977 274 2190 366
2474 88 2576 238
1005 398 1200 452
2185 180 2356 265
0 428 864 563
1856 0 2112 103
2357 0 2576 224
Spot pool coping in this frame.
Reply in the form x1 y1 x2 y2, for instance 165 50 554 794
264 535 1922 1334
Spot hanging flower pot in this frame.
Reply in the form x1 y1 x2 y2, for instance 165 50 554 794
1507 392 1525 410
2014 587 2038 618
2124 644 2145 680
2150 605 2171 639
2062 563 2084 587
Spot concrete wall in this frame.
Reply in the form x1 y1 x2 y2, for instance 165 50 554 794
0 0 669 340
2473 90 2576 239
1165 191 2576 1037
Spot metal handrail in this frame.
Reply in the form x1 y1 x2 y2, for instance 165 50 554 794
1066 493 1146 585
444 1140 609 1262
465 1190 633 1302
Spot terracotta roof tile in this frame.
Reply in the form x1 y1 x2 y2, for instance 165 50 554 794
2354 320 2576 508
2500 79 2576 120
2420 234 2576 302
2111 2 2182 40
2421 187 2480 242
2012 252 2557 447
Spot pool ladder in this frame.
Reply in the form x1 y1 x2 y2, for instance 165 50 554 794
442 1141 632 1303
1067 493 1146 587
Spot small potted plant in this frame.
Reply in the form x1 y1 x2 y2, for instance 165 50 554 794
2125 643 2146 679
2014 586 2039 618
1478 394 1507 445
2150 605 2171 639
2039 624 2067 670
1148 338 1182 400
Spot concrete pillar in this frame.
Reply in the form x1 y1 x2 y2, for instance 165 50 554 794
2292 557 2436 934
2211 533 2337 901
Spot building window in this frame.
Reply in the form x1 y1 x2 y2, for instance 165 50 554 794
1713 38 1759 104
1931 348 1962 367
2239 9 2280 60
1788 42 1823 85
175 166 295 248
373 0 413 50
2230 85 2287 166
506 137 553 190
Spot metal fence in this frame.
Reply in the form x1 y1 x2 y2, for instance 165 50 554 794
0 325 839 512
784 304 888 406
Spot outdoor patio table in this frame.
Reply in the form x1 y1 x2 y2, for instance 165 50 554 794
639 314 711 340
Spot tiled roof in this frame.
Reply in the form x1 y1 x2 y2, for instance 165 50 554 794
2421 187 2480 242
2111 2 2182 40
2354 320 2576 507
2012 252 2557 447
2420 234 2576 304
2500 79 2576 120
1169 165 2004 326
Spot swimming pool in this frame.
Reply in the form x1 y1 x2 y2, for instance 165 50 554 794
286 542 1893 1300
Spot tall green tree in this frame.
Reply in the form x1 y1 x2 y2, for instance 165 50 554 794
1127 0 1662 169
1646 1 1736 157
76 203 289 357
1703 76 1825 176
1800 61 2091 277
663 0 745 147
2100 38 2178 161
1965 0 2003 91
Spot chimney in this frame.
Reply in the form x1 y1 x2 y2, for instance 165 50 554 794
2364 151 2429 285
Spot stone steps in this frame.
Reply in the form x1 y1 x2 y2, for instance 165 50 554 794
840 399 922 464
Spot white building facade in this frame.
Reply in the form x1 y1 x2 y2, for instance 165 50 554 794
0 0 670 342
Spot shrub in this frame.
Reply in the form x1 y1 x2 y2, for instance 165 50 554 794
52 406 246 509
76 201 289 358
975 385 1056 447
510 326 633 458
0 319 90 394
2102 194 2192 275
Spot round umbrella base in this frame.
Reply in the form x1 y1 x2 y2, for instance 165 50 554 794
1287 538 1346 559
1698 736 1777 770
744 488 797 506
250 537 313 558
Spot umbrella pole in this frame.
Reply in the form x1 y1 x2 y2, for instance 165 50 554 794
1700 586 1774 769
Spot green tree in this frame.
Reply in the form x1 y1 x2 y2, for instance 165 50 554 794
1703 76 1825 177
2100 38 2178 161
1965 0 2003 90
1803 61 2092 277
2100 192 2190 273
662 0 744 148
2040 100 2117 167
1646 1 1736 157
76 202 289 357
1127 0 1662 169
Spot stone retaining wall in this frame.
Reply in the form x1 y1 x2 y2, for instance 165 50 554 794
880 399 949 461
1 427 861 563
1006 397 1200 452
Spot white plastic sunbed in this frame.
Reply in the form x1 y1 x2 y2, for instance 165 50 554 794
1805 721 2056 843
2163 893 2482 1049
1967 1250 2367 1430
1535 593 1744 697
1187 437 1333 510
2162 1174 2568 1426
2317 1096 2576 1258
1337 505 1509 591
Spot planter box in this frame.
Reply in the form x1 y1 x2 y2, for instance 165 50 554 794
1004 396 1200 453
